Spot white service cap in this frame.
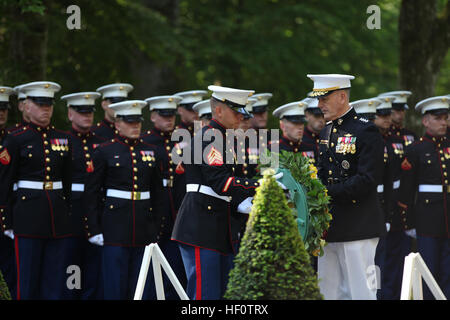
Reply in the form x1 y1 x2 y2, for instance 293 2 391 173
415 96 449 115
193 100 212 118
350 98 381 118
307 74 354 98
61 92 101 113
96 83 133 99
146 95 181 116
273 101 306 123
0 86 15 103
109 100 147 121
174 90 208 106
208 85 254 115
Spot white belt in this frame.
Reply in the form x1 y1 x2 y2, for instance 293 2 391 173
71 183 85 192
186 184 231 202
377 185 384 193
17 180 63 190
393 180 400 190
418 184 444 193
106 189 150 200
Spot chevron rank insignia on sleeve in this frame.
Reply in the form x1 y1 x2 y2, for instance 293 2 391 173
207 146 224 166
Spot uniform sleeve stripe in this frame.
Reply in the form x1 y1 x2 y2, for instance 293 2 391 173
222 177 234 193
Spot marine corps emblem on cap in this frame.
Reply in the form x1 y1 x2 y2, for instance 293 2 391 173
307 74 355 98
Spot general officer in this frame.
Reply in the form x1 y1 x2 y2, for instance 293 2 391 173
378 91 417 147
270 100 316 163
302 97 326 163
308 74 385 300
93 83 134 140
397 96 450 299
171 85 260 300
174 90 206 136
61 91 106 300
83 100 165 300
0 81 73 300
0 86 17 299
141 95 187 299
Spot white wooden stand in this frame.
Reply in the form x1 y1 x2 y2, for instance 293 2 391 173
134 243 189 300
400 252 447 300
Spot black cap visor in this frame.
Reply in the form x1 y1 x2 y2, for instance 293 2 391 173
425 108 449 116
155 108 176 117
252 105 268 113
0 102 10 110
29 96 54 106
376 108 392 116
106 97 127 104
392 103 408 111
116 114 144 123
282 115 306 124
69 105 96 113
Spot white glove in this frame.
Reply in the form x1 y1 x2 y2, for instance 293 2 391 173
273 172 284 180
89 233 104 246
404 229 417 239
385 223 391 233
3 229 14 240
237 197 253 214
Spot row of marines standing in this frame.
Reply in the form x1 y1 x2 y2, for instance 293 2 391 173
0 80 448 300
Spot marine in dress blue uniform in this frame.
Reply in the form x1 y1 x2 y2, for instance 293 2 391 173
193 99 212 128
270 100 317 163
308 74 385 300
302 97 326 164
0 81 74 300
0 86 17 299
397 96 450 299
61 92 106 300
171 85 260 300
379 91 417 147
83 100 165 300
174 90 207 137
93 83 134 140
141 95 187 299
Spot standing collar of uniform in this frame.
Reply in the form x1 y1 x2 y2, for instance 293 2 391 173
152 127 173 138
28 121 52 132
208 118 227 135
178 120 193 133
115 134 140 146
102 118 115 128
423 132 447 144
304 126 319 139
332 106 355 126
70 126 92 139
280 134 301 147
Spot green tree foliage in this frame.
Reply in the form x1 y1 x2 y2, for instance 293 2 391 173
224 170 322 300
0 0 448 131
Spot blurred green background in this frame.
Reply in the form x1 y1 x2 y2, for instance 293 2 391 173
0 0 448 134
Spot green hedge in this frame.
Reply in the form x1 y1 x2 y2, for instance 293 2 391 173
225 170 323 300
0 270 11 300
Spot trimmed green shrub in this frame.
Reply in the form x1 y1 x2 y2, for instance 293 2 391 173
225 170 323 300
0 270 11 300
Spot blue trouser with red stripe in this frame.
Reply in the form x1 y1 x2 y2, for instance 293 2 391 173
14 236 73 300
417 236 450 300
178 243 235 300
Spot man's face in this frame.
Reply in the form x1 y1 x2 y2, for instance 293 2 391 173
280 119 305 143
151 111 176 132
0 109 8 128
391 109 405 126
178 106 199 125
305 111 325 133
250 111 268 129
68 108 94 132
115 119 142 139
317 90 348 122
25 99 53 127
423 113 448 137
239 118 252 131
102 100 116 121
18 101 30 122
215 104 243 130
374 114 392 132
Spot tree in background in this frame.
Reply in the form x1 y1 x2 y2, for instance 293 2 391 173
0 271 11 300
0 0 448 132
